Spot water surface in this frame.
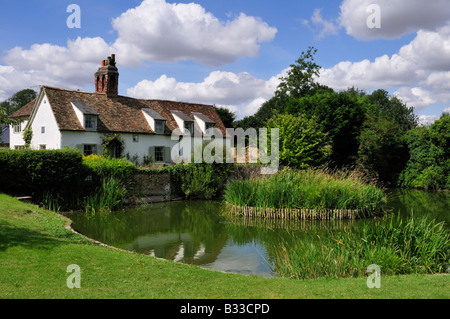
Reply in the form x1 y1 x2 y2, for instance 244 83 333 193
69 188 449 277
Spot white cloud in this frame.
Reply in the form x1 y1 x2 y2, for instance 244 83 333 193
111 0 277 66
339 0 450 40
319 24 450 113
394 87 437 111
0 0 276 100
318 54 421 91
302 9 339 40
0 37 111 100
418 115 440 126
127 69 288 119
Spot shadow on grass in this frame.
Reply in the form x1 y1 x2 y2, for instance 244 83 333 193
0 220 69 251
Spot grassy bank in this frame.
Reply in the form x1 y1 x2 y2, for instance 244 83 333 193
0 193 448 299
225 169 387 216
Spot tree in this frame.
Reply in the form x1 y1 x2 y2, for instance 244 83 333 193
367 89 417 132
285 90 370 168
276 46 324 100
0 89 37 115
398 113 449 189
352 89 418 184
214 106 236 128
234 97 283 130
357 114 408 185
0 89 37 125
234 47 333 131
266 113 331 169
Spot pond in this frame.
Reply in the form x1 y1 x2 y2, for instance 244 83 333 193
69 188 449 277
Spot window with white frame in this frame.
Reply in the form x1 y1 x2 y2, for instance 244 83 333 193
13 124 21 133
155 120 165 134
84 115 97 130
155 146 164 162
83 144 97 156
41 126 45 134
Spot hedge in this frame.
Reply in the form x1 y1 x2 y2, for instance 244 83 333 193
82 154 137 181
0 148 86 198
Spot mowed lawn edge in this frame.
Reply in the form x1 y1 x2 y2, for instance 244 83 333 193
0 193 448 299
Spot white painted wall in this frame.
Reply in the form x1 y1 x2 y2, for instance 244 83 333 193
29 95 62 150
61 131 190 164
142 111 156 132
193 114 206 134
9 120 28 149
72 103 84 127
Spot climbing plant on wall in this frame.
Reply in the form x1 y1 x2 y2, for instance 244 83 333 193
102 133 125 158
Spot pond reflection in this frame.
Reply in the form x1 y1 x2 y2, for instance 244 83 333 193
69 189 449 277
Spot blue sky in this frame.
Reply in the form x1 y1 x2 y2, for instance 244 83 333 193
1 0 450 123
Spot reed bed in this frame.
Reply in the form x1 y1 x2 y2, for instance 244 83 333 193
224 168 387 219
272 214 450 279
84 177 128 214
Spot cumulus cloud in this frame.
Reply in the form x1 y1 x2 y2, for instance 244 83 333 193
319 25 450 94
111 0 277 66
318 54 420 91
418 115 441 126
317 21 450 120
339 0 450 40
0 37 111 100
0 0 276 100
301 9 339 40
394 87 437 111
127 69 288 119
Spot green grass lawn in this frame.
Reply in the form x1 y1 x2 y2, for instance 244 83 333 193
0 193 448 299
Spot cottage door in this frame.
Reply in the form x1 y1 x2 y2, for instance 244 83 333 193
108 138 122 158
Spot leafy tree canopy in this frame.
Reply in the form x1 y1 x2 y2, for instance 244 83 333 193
0 88 37 125
214 106 236 129
266 113 331 169
285 90 370 167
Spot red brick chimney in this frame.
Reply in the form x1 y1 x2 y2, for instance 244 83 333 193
95 54 119 98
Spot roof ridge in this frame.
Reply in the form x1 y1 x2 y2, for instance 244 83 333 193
134 97 214 107
42 85 122 97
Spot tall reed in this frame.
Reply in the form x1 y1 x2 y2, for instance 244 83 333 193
224 168 387 214
84 177 127 214
273 214 450 279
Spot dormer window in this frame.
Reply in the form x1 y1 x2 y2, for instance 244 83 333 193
71 101 99 131
184 121 194 135
155 120 165 134
142 108 166 135
84 115 96 130
191 112 216 134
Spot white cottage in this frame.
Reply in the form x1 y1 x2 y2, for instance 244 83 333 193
9 55 229 165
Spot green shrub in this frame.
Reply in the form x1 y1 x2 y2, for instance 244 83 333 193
0 148 85 200
82 154 137 181
164 162 233 199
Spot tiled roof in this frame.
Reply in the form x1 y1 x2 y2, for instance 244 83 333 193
41 86 227 136
192 112 215 123
9 98 37 119
71 101 99 115
142 108 165 121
